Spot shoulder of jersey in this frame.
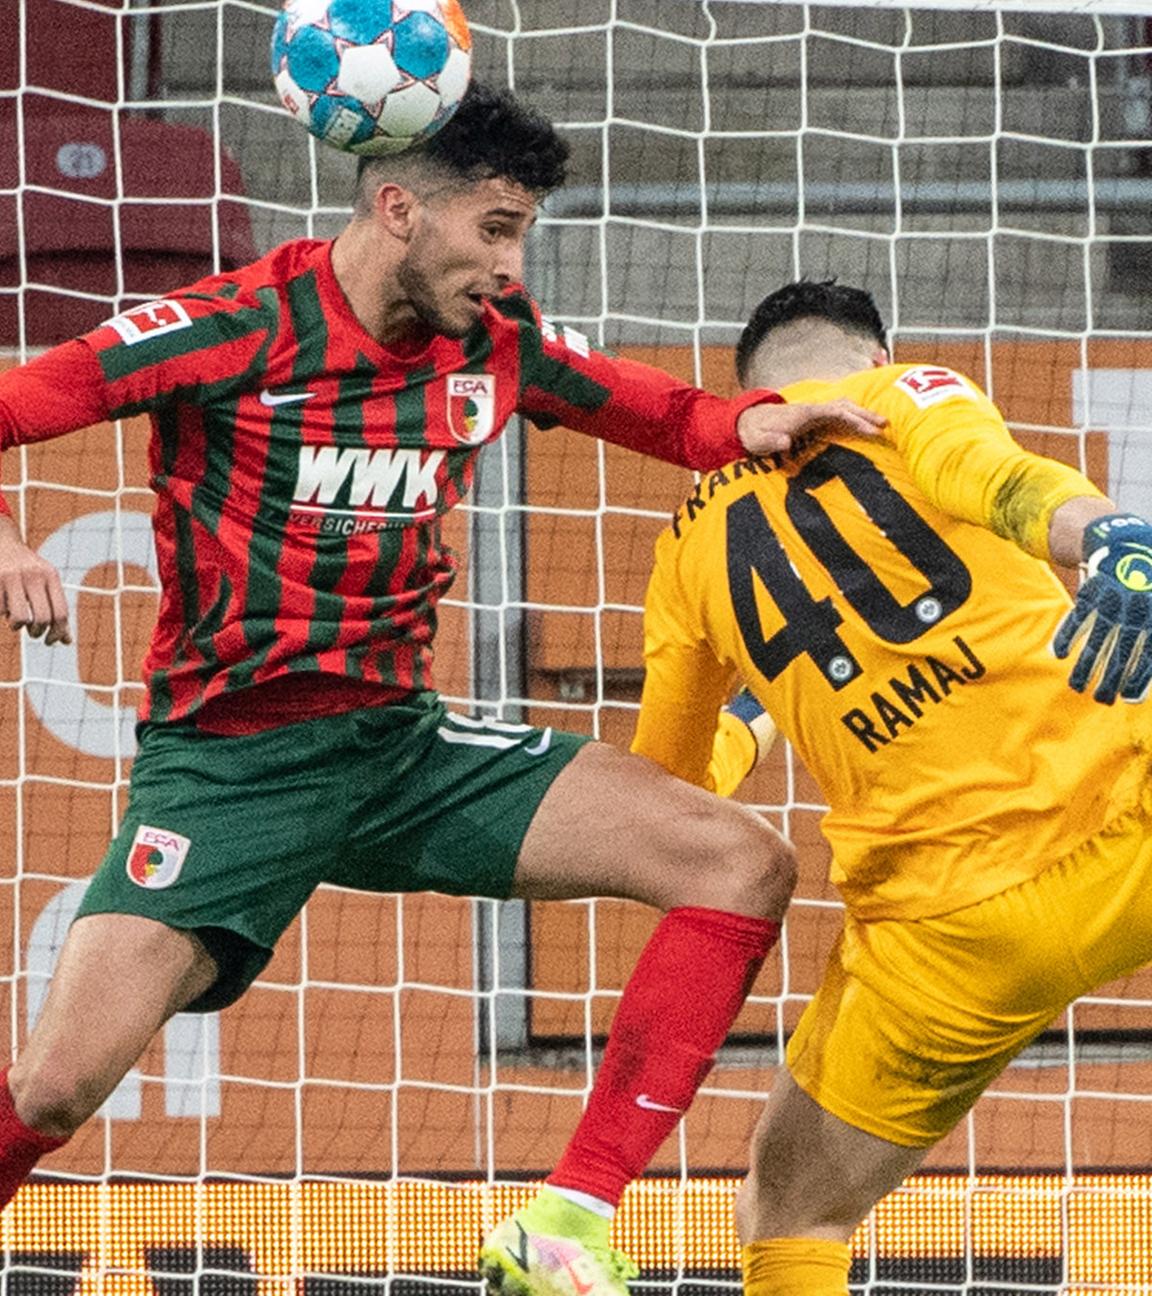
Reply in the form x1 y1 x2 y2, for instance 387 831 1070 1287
871 361 985 411
93 244 309 350
486 286 598 356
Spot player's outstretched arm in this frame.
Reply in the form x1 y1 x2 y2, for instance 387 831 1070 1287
0 513 70 646
508 296 885 470
1050 499 1152 705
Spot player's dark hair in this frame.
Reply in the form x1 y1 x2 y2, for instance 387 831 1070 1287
735 279 889 385
355 81 569 211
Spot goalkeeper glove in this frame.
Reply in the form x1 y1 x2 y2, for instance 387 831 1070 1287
709 689 777 798
1052 512 1152 704
726 688 767 728
725 689 778 761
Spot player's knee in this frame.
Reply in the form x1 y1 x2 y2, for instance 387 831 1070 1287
9 1059 106 1139
690 805 797 919
742 1123 869 1239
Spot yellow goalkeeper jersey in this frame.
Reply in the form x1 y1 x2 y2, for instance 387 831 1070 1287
634 362 1152 919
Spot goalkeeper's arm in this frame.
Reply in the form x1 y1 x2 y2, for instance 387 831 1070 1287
707 690 779 798
884 386 1151 706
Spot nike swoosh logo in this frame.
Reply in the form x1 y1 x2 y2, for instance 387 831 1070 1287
506 1221 531 1273
523 728 552 757
635 1093 683 1113
259 388 317 406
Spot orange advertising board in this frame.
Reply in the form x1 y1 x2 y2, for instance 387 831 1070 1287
5 1175 1152 1285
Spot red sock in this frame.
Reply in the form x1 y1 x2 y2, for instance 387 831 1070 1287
0 1068 68 1212
548 905 779 1206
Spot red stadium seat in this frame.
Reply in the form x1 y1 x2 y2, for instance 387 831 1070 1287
0 98 256 347
0 0 256 347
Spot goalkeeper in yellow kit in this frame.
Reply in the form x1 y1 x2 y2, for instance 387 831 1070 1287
634 279 1152 1296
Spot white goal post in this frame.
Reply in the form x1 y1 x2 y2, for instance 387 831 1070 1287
2 0 1152 1292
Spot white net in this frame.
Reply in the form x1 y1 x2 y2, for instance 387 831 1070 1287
3 0 1152 1291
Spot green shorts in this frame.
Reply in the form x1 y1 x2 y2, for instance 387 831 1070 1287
77 693 588 1011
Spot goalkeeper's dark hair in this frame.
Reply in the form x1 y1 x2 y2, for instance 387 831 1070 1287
354 81 569 214
735 279 889 385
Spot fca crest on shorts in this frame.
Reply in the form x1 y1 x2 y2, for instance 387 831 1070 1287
127 825 191 890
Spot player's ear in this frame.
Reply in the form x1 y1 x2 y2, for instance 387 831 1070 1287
871 347 890 369
373 182 419 240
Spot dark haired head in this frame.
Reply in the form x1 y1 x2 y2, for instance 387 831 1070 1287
735 279 889 386
354 81 569 212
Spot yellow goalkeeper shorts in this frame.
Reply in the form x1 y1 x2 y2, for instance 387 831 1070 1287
786 785 1152 1147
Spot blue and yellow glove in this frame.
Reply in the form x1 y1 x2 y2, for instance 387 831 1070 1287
708 689 778 798
726 688 768 730
1053 512 1152 704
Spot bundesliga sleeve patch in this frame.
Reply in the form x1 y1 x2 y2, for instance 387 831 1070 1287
106 299 194 346
127 824 191 889
894 366 977 409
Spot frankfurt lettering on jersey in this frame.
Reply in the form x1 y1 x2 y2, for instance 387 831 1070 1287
670 454 779 539
840 635 988 753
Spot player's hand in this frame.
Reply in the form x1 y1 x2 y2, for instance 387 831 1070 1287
725 689 778 763
0 515 71 646
737 398 886 456
1052 512 1152 704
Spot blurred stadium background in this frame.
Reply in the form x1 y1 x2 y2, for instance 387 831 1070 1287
2 0 1152 1292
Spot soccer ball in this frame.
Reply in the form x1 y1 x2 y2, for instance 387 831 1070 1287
271 0 472 156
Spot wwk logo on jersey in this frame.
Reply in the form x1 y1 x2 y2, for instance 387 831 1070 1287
106 300 194 346
292 445 446 523
894 366 975 409
446 373 496 445
127 825 191 890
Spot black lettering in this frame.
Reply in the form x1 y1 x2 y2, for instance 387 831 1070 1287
671 506 684 539
707 468 730 497
954 634 987 680
787 445 972 643
889 664 940 717
841 709 888 752
685 483 707 522
926 656 965 695
874 693 915 738
731 454 777 477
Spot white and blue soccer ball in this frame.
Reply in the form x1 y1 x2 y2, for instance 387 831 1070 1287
271 0 473 156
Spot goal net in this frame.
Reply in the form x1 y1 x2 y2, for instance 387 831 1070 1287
2 0 1152 1290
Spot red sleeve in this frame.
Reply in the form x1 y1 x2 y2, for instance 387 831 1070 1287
0 340 111 517
496 292 784 472
524 348 782 471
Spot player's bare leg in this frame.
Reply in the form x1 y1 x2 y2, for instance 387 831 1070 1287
482 743 796 1296
0 913 218 1207
510 742 794 915
736 1069 927 1296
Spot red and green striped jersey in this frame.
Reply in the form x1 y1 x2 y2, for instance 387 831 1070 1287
0 238 776 726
